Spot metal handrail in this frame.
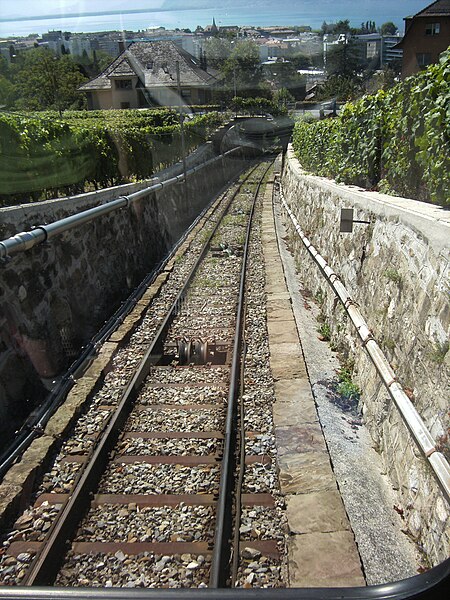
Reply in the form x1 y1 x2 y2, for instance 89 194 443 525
16 163 261 586
0 148 241 261
0 172 234 479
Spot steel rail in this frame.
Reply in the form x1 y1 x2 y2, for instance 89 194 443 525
20 162 261 586
278 185 450 502
230 336 247 587
210 161 273 587
0 148 242 261
0 166 243 481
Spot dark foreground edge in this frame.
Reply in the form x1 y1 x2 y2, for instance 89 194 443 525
0 558 448 600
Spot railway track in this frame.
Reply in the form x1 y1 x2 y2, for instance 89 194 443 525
0 160 287 589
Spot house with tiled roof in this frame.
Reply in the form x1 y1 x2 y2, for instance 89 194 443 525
395 0 450 77
79 41 220 110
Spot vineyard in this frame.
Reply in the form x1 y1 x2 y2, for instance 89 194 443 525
292 49 450 206
0 108 224 206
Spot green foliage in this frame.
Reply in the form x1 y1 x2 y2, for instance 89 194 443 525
230 96 287 116
379 22 398 35
336 367 361 403
325 39 361 77
429 341 449 364
286 51 313 70
316 75 363 102
263 62 306 99
384 269 401 284
0 109 223 205
273 88 295 109
317 321 331 341
321 20 352 35
293 49 450 206
204 37 232 69
222 40 263 97
13 48 87 112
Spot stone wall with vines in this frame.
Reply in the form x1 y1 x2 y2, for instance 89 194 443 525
281 147 449 566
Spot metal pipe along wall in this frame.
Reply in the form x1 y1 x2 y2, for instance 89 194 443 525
278 185 450 502
0 148 241 261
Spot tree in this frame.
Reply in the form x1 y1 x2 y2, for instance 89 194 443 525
334 20 351 34
321 20 351 36
316 75 363 101
379 22 398 36
14 48 86 113
364 66 398 94
221 40 263 97
273 87 295 109
321 21 333 35
263 60 306 99
325 39 360 77
204 37 232 70
287 51 312 70
0 75 16 107
0 55 9 77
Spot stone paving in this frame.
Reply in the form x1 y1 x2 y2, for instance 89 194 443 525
261 179 365 588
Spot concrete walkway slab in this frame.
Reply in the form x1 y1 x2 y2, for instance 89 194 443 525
267 320 299 344
269 343 308 380
278 451 337 494
288 531 366 587
275 424 328 456
262 169 365 588
286 491 351 534
267 298 293 314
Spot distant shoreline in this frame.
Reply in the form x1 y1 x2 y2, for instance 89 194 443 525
0 3 412 38
0 8 195 24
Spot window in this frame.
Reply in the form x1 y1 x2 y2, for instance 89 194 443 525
425 22 440 35
115 79 132 89
416 52 432 68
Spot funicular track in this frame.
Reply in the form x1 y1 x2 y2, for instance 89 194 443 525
1 154 449 599
0 160 275 589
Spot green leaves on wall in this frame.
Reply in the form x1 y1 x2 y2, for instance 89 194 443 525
292 49 450 206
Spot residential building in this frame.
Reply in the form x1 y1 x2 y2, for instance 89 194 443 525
78 41 220 110
69 36 93 57
353 33 403 69
395 0 450 77
381 35 404 67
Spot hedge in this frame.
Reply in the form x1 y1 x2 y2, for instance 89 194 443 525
0 109 224 205
292 49 450 206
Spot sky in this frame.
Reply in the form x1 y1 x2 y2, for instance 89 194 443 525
0 1 430 21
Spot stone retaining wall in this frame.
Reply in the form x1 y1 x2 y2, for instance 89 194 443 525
0 144 247 438
281 146 449 566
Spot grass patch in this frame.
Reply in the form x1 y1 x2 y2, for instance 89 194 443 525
317 321 331 341
336 366 361 404
384 269 401 284
429 341 449 364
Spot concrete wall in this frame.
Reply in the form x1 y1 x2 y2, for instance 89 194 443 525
0 143 247 439
281 146 449 566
